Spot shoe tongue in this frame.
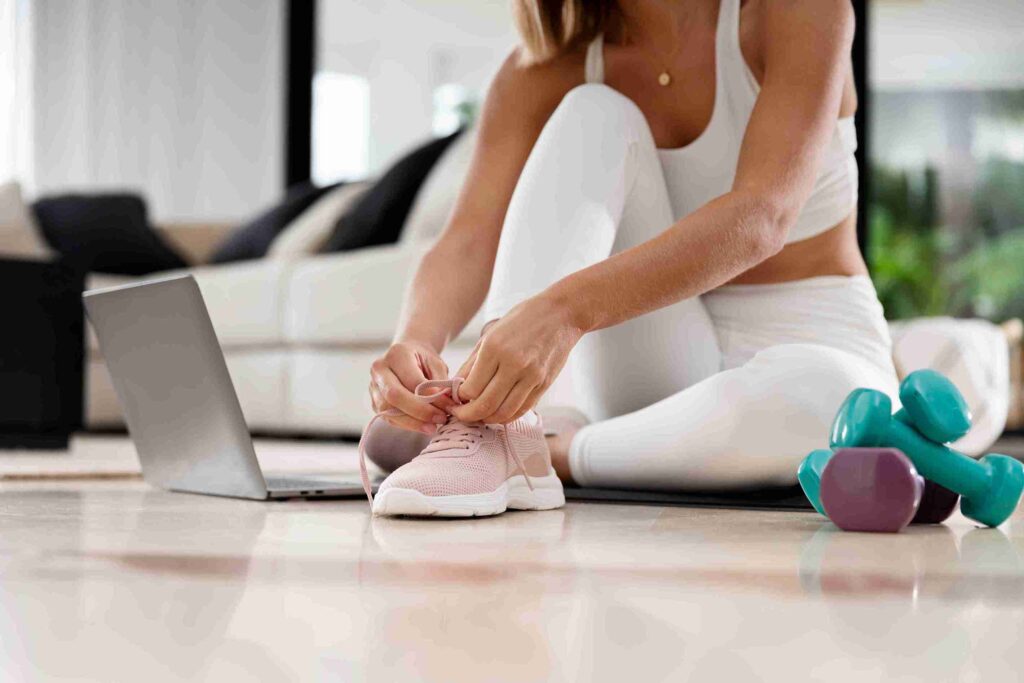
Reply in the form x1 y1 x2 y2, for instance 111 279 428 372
422 418 482 454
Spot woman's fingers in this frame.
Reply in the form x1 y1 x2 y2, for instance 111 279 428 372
388 347 431 392
369 380 437 434
509 381 550 423
453 365 521 423
481 379 535 424
421 352 449 382
369 381 387 413
376 368 448 425
455 349 498 406
454 342 480 380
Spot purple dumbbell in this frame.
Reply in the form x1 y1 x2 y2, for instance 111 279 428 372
820 448 925 532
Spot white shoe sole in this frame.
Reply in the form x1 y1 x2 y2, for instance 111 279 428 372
372 471 566 518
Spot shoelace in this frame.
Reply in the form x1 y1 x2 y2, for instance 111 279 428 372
357 377 534 505
422 419 484 452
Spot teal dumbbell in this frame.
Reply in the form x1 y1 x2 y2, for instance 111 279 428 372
799 370 968 521
799 449 834 516
831 377 1024 528
894 369 972 443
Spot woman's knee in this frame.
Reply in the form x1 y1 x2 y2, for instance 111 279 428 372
550 83 649 137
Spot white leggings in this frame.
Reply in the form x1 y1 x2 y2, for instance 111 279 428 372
483 84 899 490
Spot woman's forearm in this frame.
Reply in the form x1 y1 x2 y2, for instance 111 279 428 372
545 190 787 334
394 234 497 352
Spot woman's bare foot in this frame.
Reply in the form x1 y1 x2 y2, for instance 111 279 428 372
539 408 589 486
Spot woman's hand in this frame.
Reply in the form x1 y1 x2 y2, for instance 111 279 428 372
369 340 452 434
452 294 584 424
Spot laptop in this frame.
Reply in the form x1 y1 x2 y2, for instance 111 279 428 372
84 274 377 500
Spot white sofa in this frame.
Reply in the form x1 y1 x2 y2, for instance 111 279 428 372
85 129 495 436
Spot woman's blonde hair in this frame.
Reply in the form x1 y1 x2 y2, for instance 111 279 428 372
512 0 619 65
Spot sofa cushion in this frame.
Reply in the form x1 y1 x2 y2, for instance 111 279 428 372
401 126 476 244
190 259 293 347
86 259 291 353
268 182 369 259
285 243 485 346
321 130 462 253
210 181 338 264
0 181 53 260
34 193 188 275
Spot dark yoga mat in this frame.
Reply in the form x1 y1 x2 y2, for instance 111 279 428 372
564 484 816 512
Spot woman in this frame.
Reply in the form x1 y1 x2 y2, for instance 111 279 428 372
358 0 897 518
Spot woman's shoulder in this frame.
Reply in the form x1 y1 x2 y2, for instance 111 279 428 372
486 47 588 127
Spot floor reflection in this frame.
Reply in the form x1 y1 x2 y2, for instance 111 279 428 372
0 489 279 680
3 484 1024 681
798 523 1024 604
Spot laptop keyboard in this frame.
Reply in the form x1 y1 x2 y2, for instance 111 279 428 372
265 476 353 492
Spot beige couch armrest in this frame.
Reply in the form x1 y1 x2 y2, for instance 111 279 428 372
156 222 236 264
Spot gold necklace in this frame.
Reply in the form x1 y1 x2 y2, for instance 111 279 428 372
660 18 682 86
628 15 681 87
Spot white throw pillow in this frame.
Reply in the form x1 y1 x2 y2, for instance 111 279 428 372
890 317 1010 456
268 182 370 259
0 180 52 260
401 126 477 244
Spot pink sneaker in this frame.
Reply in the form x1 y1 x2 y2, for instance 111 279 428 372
358 379 565 517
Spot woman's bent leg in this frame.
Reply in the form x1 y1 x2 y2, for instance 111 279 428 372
569 344 900 490
484 84 720 421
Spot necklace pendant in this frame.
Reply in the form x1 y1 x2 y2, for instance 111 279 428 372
658 71 671 87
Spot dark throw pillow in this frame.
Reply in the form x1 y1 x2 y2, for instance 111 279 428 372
323 129 462 253
33 193 188 276
209 181 339 264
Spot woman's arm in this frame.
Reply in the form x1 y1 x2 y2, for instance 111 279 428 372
368 53 575 433
453 0 856 424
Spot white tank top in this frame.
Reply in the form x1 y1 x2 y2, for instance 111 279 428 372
584 0 858 244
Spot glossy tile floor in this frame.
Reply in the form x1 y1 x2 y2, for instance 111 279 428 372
1 439 1023 682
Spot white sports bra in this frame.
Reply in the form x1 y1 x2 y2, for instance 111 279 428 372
584 0 858 244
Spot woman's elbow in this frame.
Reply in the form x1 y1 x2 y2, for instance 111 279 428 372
741 193 791 259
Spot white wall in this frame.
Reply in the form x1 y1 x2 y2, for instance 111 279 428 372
0 0 34 187
30 0 284 223
317 0 517 172
871 0 1024 90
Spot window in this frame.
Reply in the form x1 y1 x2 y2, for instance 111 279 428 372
0 0 32 186
311 72 370 185
432 83 477 136
868 1 1024 322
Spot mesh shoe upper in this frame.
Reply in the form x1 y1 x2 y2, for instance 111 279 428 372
379 418 550 498
357 378 551 502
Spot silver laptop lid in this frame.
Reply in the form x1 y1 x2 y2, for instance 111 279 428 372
83 274 268 500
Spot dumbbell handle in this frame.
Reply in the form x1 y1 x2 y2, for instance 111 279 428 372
884 417 989 501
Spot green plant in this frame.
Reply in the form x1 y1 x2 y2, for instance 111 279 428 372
868 205 950 320
974 159 1024 234
951 228 1024 319
868 164 951 320
454 99 480 128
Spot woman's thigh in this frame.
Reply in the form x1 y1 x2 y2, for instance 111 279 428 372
569 343 899 490
511 85 723 419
